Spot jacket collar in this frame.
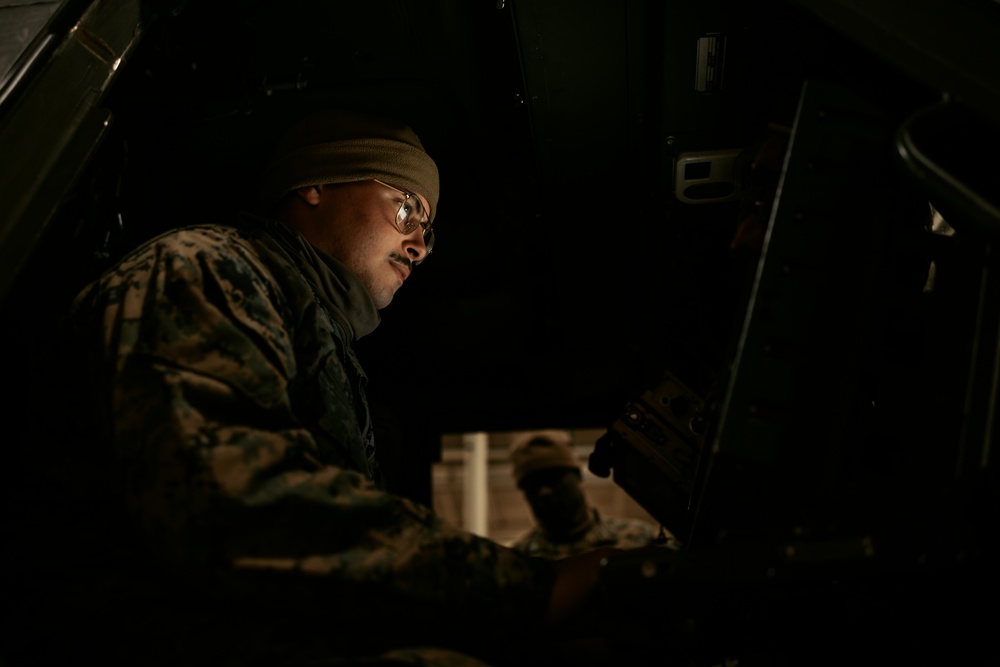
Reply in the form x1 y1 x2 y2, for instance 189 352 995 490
246 214 381 340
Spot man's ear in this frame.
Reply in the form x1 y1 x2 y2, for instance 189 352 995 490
294 185 323 206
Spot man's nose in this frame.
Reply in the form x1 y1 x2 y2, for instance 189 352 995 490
403 231 428 263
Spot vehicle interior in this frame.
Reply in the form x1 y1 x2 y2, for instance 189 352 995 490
2 0 998 663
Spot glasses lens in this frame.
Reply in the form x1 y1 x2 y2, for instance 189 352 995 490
397 196 433 244
393 192 434 265
396 195 427 234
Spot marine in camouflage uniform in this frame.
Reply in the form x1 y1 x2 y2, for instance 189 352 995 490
508 431 675 560
9 110 561 667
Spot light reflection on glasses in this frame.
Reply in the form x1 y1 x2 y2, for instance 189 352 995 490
372 179 434 264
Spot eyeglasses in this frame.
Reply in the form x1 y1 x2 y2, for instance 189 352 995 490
372 179 434 263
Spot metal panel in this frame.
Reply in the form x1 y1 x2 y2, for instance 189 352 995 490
0 1 63 102
691 77 918 546
785 0 1000 127
0 0 148 301
509 0 634 183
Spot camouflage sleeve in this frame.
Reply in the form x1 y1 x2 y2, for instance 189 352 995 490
608 517 674 551
510 529 546 557
71 228 555 647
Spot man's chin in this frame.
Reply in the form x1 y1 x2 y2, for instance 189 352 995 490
373 287 396 309
362 277 396 309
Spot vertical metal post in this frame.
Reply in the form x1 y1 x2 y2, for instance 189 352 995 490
462 431 489 536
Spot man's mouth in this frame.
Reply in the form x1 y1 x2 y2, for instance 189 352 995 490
389 256 411 283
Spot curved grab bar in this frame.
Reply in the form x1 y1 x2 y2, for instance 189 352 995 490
895 101 1000 238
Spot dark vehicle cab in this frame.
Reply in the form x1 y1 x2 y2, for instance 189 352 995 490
2 1 998 664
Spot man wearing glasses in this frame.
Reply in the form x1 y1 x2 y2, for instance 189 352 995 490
33 108 613 667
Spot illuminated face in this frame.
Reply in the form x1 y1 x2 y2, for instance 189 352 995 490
296 181 431 308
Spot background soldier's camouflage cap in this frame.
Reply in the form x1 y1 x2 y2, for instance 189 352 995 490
509 430 580 486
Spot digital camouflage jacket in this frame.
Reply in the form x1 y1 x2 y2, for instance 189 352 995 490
511 509 673 559
17 217 556 666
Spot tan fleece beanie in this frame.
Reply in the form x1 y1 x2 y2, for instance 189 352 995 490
509 430 580 486
257 108 440 219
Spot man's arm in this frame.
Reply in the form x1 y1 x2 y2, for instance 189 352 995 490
71 228 556 642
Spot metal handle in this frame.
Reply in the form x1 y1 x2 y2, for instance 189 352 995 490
895 101 1000 237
